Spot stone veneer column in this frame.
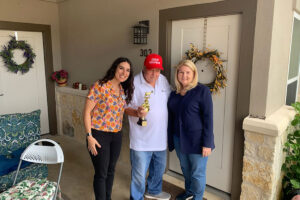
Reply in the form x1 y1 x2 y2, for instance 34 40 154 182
240 106 295 200
56 86 88 144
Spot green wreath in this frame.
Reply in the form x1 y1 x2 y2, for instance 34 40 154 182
0 36 36 74
185 44 227 94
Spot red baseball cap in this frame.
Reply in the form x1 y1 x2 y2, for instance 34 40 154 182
144 54 164 70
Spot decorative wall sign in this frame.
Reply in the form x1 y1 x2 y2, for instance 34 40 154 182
0 36 36 74
196 57 217 85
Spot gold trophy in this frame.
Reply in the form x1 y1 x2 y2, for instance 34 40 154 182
137 91 152 126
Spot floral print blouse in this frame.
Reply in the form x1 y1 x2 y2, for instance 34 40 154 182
87 80 126 132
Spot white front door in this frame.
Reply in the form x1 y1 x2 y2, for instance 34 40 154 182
0 31 49 134
169 14 241 193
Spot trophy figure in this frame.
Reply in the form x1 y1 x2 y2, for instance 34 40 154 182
137 91 152 126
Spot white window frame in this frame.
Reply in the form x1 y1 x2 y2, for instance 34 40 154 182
286 12 300 105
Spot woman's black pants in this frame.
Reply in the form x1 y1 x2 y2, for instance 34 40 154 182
88 129 122 200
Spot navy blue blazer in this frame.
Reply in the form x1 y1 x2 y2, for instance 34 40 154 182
168 83 215 154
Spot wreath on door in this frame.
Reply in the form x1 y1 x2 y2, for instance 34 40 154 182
185 43 227 94
0 36 36 74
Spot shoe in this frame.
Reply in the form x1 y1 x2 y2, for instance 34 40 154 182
175 192 193 200
144 191 171 200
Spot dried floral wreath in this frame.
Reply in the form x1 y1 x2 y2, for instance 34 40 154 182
185 44 227 93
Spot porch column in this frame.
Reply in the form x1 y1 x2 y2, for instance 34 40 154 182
249 0 293 118
241 0 297 199
241 106 294 199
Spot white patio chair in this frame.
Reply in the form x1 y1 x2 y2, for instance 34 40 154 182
12 139 64 200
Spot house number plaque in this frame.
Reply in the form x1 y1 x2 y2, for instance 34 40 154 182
140 49 152 57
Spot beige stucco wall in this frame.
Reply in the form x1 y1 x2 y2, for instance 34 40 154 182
295 0 300 13
250 0 294 118
0 0 62 70
266 0 294 116
58 0 223 86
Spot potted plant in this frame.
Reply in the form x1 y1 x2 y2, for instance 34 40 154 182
51 70 68 87
282 102 300 200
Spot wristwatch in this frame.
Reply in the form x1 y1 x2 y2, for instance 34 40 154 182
86 133 92 137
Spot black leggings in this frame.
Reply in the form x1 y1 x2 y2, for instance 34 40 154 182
87 129 122 200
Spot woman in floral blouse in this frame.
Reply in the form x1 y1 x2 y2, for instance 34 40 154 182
83 57 134 200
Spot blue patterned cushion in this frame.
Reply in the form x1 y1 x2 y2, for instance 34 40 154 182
0 110 41 156
0 147 31 176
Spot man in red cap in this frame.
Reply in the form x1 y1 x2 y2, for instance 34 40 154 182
125 54 171 200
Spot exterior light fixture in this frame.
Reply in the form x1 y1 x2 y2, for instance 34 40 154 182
133 20 149 44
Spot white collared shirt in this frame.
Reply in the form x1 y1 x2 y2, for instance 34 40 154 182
127 72 171 151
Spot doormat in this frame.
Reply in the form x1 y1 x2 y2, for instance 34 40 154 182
144 181 207 200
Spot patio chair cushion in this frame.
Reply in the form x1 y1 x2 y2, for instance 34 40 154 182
0 110 41 156
0 163 48 193
0 178 58 200
0 110 48 193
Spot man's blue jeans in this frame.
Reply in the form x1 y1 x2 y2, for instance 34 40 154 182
173 135 208 200
130 149 167 200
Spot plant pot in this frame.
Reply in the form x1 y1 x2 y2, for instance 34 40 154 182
56 78 67 87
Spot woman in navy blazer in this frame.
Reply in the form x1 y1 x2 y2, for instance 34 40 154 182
168 60 214 200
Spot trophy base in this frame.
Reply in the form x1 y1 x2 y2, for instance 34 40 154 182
137 118 147 126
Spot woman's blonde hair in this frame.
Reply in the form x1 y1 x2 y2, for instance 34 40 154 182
174 60 198 94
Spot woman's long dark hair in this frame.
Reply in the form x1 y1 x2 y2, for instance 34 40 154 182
99 57 134 104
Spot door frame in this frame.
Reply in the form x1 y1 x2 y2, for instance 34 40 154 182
0 21 57 135
159 0 257 198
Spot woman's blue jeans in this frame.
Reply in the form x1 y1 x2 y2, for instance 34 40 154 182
130 149 167 200
173 135 208 200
